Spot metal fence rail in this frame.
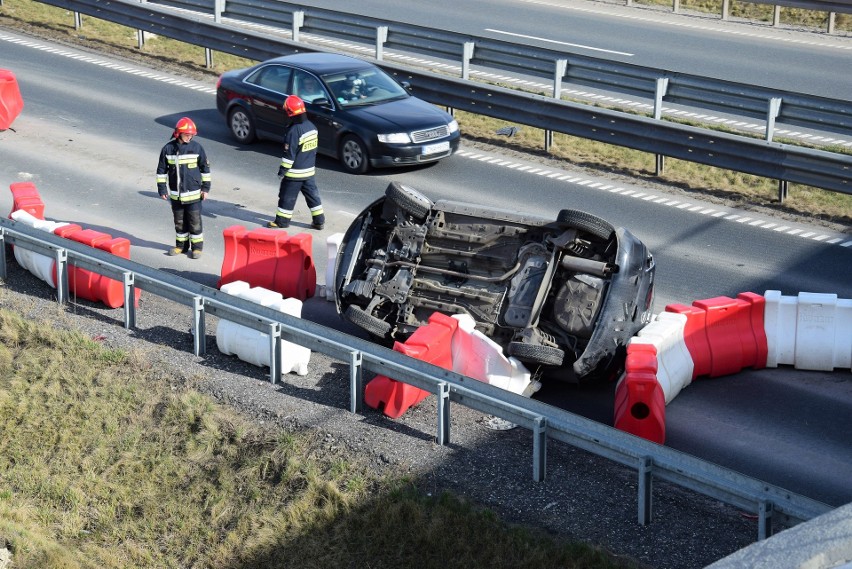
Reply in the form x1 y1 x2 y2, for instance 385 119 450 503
33 0 852 200
151 0 852 140
0 211 833 541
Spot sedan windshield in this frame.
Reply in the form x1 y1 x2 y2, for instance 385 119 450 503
323 68 409 107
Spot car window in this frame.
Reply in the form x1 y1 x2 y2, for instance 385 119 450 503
293 71 329 104
247 65 293 94
323 68 408 106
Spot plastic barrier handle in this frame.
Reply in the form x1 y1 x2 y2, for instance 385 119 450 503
560 255 615 277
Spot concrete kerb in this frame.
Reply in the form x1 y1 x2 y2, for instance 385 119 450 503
706 502 852 569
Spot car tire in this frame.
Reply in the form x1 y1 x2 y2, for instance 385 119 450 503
385 182 433 220
340 135 369 174
556 209 614 240
228 107 256 144
507 341 565 366
344 305 391 337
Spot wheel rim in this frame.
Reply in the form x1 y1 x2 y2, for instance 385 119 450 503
342 140 364 171
231 112 249 139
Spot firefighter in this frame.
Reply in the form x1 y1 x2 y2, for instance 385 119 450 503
267 95 326 230
156 116 211 259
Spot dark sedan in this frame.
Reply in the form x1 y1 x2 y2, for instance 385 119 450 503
215 53 460 174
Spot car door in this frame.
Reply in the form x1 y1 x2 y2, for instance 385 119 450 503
245 64 292 136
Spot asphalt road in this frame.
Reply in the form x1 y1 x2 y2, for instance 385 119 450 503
1 26 851 509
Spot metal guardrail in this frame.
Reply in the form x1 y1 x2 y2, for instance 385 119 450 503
35 0 852 198
152 0 852 141
627 0 852 34
0 217 833 540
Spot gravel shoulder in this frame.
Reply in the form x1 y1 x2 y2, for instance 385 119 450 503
0 258 757 569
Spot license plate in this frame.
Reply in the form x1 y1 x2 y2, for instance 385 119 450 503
422 141 450 155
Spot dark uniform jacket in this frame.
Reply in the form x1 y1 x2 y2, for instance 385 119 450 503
156 139 211 202
278 119 318 179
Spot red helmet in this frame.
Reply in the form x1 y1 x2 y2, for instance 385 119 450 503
284 95 306 117
173 117 197 138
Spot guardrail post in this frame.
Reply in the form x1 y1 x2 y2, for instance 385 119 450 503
765 97 782 142
74 12 82 30
192 295 206 356
55 249 68 304
532 416 547 482
545 58 567 153
828 12 836 34
772 5 781 27
653 78 669 175
123 272 136 329
349 350 363 413
653 77 669 121
758 500 774 540
672 0 680 13
638 456 653 525
292 11 304 43
778 180 789 203
213 0 225 23
721 0 730 20
375 26 388 61
462 42 475 80
205 48 213 69
436 381 450 445
268 322 281 384
0 229 6 280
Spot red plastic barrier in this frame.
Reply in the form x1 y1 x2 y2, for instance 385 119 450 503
614 343 666 444
665 303 711 379
737 292 768 370
0 69 24 131
219 225 316 301
693 296 756 377
9 182 45 220
53 226 140 308
365 312 458 419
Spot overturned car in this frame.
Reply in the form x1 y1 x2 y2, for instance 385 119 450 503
334 182 656 382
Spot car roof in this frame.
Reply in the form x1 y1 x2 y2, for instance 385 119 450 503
264 53 374 75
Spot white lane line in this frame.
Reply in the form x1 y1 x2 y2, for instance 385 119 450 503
485 28 634 56
456 150 848 250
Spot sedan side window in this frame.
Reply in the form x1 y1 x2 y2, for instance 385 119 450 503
293 71 328 104
249 65 292 94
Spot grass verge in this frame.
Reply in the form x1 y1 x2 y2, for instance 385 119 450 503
0 305 638 568
0 0 849 227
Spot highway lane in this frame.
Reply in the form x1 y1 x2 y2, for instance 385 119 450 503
1 29 851 507
281 0 852 98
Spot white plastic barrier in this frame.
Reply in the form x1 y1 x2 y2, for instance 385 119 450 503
629 311 695 404
764 290 852 372
9 209 72 288
216 281 311 376
325 232 344 302
450 314 540 397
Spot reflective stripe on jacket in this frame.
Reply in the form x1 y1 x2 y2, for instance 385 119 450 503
278 120 318 179
156 138 211 202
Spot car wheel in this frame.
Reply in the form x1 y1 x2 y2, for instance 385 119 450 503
344 305 391 337
556 209 614 240
385 182 433 220
228 107 256 144
507 341 566 366
340 135 369 174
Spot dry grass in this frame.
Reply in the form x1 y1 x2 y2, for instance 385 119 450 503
0 306 637 568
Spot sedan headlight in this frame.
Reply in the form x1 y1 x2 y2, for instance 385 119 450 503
448 119 459 133
377 132 412 144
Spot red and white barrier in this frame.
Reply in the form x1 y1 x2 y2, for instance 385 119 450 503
0 69 24 131
325 232 344 301
764 290 852 372
217 281 311 376
10 209 72 287
451 314 539 397
219 225 316 301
